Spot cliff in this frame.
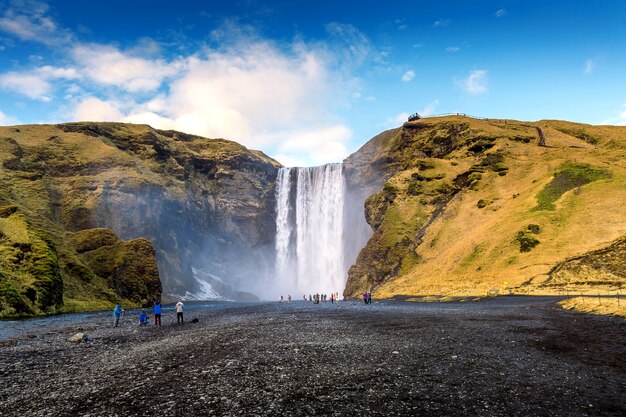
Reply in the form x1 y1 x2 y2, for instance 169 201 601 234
0 122 280 317
343 116 626 298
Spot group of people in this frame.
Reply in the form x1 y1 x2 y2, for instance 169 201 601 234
310 293 339 304
278 293 341 304
112 299 186 327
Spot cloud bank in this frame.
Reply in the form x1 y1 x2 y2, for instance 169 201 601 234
0 3 371 166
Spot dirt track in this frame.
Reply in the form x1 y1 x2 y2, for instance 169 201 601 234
0 297 625 416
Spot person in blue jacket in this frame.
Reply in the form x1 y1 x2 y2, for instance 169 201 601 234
153 300 162 326
139 310 148 326
113 304 123 327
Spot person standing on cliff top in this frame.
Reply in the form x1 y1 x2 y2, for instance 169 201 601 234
113 304 122 327
153 300 162 326
175 301 184 324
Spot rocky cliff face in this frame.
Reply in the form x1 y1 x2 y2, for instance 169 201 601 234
0 122 280 316
343 116 626 298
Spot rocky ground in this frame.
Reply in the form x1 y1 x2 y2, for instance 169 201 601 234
0 297 625 416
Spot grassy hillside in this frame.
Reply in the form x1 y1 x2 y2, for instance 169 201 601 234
345 116 626 298
0 122 279 317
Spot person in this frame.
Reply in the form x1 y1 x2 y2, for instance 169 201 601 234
288 294 292 303
368 292 373 304
175 300 184 324
280 295 283 303
113 304 122 327
362 292 368 304
153 300 162 326
139 310 148 326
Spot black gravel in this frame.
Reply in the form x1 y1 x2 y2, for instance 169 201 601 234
0 297 624 416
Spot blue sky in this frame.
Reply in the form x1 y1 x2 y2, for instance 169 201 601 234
1 0 625 166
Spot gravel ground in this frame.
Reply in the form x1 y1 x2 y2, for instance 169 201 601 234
0 297 624 417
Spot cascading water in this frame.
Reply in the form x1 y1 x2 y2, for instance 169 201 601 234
274 163 346 296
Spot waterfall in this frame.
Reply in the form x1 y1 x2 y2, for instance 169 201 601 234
274 164 346 296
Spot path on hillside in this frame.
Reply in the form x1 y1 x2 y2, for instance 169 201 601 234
1 297 624 416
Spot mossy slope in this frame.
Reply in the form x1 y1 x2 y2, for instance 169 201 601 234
344 116 626 298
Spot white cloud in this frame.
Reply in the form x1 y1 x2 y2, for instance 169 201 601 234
458 70 488 94
385 100 439 128
0 0 72 45
275 125 351 165
384 112 410 128
446 46 460 53
495 9 508 18
71 44 184 92
614 105 626 125
420 100 439 116
433 19 450 28
0 109 17 125
61 26 369 166
73 97 124 122
401 70 415 82
1 13 370 166
0 65 79 100
599 104 626 125
584 59 595 75
0 71 52 100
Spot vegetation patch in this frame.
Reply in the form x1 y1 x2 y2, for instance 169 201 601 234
468 138 496 154
406 181 424 196
515 224 542 253
555 127 599 145
510 135 534 143
476 199 488 209
469 152 509 176
534 162 611 210
461 244 485 267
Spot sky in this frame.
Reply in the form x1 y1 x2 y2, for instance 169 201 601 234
0 0 625 166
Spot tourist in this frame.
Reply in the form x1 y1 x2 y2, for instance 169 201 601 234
288 294 292 303
362 292 368 304
113 304 122 327
153 300 162 326
176 300 184 324
309 294 312 302
280 295 283 303
139 310 148 326
368 292 373 304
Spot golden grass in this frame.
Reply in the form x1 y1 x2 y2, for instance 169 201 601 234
559 296 626 318
373 117 626 298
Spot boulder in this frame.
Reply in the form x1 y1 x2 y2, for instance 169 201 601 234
68 332 86 343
